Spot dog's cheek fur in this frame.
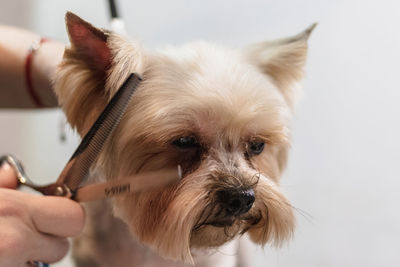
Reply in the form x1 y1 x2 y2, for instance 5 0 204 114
248 176 295 246
251 144 289 183
248 144 295 245
112 170 212 264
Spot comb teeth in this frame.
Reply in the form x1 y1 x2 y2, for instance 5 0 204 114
56 73 142 191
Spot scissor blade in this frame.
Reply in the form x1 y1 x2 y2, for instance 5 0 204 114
56 73 141 192
74 166 182 202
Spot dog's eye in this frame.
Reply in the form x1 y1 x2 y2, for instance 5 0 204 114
248 141 265 156
172 136 198 149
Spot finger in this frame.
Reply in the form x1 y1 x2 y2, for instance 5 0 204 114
0 217 68 266
0 162 18 189
29 196 85 237
29 234 69 264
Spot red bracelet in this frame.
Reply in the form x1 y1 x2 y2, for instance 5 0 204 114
25 37 48 108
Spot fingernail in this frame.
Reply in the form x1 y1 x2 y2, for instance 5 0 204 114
0 162 10 171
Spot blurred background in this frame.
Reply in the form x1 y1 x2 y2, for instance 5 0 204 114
1 0 399 266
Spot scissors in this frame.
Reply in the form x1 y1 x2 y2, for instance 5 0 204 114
0 73 181 266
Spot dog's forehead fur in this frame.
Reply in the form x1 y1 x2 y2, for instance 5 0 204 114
151 41 288 114
116 41 291 148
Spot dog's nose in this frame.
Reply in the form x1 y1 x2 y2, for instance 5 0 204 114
217 188 255 216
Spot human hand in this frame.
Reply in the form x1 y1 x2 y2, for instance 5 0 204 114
0 163 85 266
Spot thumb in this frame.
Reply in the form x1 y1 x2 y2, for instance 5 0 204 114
0 162 19 189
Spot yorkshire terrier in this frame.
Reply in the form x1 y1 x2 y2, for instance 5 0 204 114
54 12 315 267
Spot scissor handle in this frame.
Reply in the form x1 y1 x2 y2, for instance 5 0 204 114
0 154 71 197
0 154 30 185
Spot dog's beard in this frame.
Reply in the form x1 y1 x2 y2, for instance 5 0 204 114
110 147 295 263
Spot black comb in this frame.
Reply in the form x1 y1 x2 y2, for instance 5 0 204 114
55 73 141 194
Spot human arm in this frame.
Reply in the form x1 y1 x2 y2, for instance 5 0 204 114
0 25 65 108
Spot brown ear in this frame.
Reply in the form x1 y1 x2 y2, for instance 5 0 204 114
244 23 316 106
54 12 114 135
65 11 111 72
56 12 144 136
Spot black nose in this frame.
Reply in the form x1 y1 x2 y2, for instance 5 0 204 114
217 188 255 216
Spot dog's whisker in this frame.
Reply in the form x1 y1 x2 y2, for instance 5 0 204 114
291 206 314 224
261 196 314 223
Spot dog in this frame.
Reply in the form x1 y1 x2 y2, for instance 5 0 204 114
54 12 315 267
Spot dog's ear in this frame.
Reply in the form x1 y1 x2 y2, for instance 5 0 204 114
56 12 145 136
244 24 316 106
54 12 114 135
65 11 111 72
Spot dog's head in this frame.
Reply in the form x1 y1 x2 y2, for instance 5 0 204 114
55 12 314 263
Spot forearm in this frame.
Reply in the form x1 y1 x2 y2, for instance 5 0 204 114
0 25 65 108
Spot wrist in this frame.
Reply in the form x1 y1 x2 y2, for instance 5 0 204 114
29 39 65 108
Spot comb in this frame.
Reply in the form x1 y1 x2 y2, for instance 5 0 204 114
55 73 142 194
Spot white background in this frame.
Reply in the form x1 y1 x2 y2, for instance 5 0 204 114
1 0 399 266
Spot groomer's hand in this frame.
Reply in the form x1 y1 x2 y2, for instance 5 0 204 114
0 163 85 266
